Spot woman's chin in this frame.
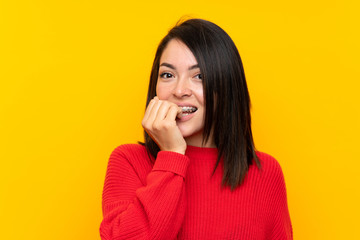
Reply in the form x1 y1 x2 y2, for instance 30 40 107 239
180 129 203 143
179 130 192 138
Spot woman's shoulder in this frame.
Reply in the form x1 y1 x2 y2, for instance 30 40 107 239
109 143 152 165
255 151 280 166
111 143 147 155
254 150 286 180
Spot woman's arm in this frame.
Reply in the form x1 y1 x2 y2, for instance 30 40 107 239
100 145 189 240
268 159 293 239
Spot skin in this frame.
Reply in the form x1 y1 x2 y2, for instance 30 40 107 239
142 39 215 155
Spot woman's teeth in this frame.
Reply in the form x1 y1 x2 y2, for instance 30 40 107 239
180 106 198 115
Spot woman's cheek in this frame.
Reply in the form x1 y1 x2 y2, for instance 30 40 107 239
156 84 171 100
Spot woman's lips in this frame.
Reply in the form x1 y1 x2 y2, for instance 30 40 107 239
180 106 198 113
175 103 198 120
176 107 197 121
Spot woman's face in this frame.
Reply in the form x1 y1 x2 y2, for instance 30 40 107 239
156 39 212 147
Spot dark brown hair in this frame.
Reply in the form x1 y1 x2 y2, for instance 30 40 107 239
143 18 260 190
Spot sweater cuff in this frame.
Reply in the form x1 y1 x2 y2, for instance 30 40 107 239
152 151 190 178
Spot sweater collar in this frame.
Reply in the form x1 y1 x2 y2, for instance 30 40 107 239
185 145 218 160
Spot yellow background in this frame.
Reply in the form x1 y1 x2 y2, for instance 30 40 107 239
1 0 359 239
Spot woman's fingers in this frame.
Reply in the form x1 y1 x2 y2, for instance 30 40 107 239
154 101 171 122
176 107 183 119
165 104 182 121
144 99 163 127
144 97 180 127
142 97 157 123
141 97 186 154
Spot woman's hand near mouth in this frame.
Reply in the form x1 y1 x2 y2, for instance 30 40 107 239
142 97 187 155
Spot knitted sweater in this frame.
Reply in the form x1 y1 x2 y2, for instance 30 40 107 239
100 144 292 240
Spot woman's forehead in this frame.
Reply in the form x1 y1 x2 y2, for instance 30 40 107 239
159 39 198 69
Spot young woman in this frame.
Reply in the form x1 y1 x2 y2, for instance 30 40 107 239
100 19 292 239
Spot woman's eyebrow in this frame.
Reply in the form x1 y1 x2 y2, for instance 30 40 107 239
188 64 199 70
160 62 199 70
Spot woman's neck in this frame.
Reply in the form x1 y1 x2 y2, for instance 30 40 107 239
185 131 216 148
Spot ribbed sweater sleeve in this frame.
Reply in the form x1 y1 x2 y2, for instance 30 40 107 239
100 145 189 240
265 155 293 239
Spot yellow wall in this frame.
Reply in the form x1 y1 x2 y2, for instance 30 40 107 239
1 0 359 239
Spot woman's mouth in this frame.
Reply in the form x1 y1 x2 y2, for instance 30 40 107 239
180 106 198 116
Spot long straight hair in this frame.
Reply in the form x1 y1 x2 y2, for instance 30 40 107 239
143 18 260 190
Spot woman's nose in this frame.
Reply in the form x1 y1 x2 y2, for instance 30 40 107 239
172 78 192 98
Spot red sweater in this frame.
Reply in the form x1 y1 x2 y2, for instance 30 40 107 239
100 144 292 240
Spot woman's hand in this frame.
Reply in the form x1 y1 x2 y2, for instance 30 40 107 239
142 97 187 155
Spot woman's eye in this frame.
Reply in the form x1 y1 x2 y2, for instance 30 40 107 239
160 73 173 79
194 73 202 79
